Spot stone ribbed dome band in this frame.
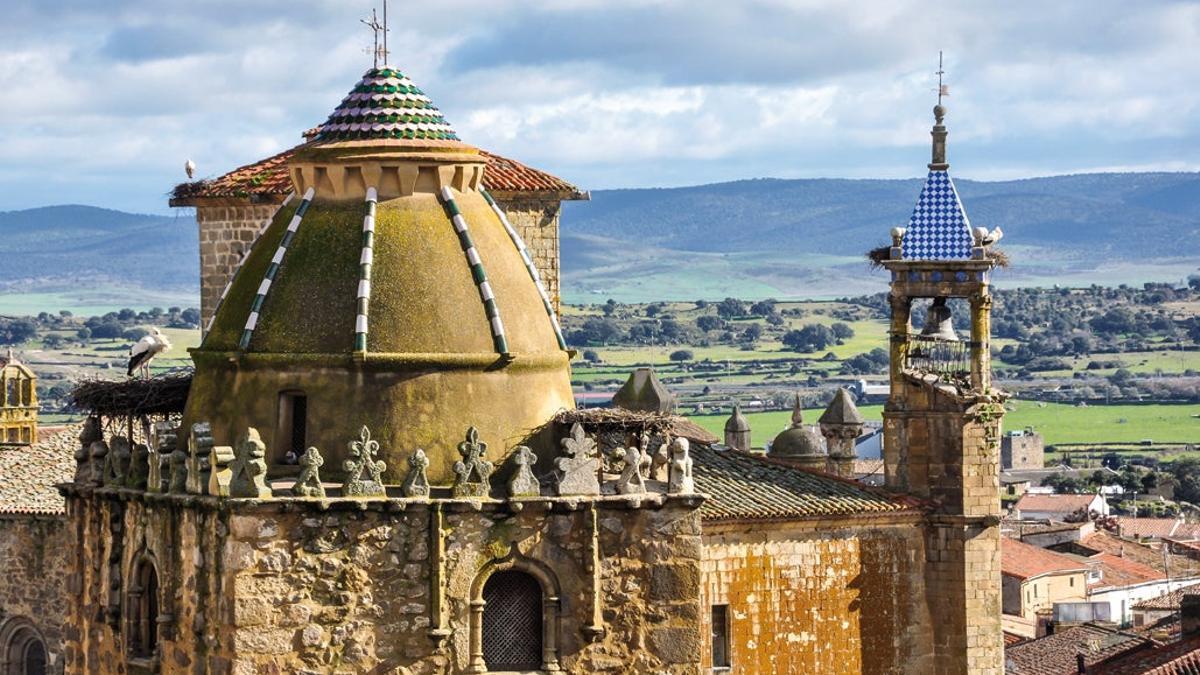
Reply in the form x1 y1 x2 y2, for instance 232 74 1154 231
481 189 567 351
439 187 509 356
238 187 315 350
192 350 567 371
204 191 296 338
354 188 379 352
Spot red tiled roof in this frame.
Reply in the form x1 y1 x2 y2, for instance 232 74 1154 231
1133 584 1200 612
1089 552 1165 589
1005 631 1029 647
1117 518 1200 540
1092 634 1200 674
1004 623 1153 675
1014 492 1102 514
170 145 583 205
1002 537 1089 581
0 425 79 515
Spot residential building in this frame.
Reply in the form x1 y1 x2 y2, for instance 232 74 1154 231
1002 537 1089 619
1013 492 1109 521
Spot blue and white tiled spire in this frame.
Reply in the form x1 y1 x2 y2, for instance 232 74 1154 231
901 105 973 260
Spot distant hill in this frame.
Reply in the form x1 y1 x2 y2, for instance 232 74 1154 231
3 173 1199 308
0 205 197 290
561 172 1200 301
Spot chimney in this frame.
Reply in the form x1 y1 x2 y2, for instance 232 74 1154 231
1182 593 1200 637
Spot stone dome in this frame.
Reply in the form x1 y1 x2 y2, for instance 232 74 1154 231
768 395 825 459
185 66 574 484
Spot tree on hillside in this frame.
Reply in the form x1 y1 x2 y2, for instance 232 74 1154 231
782 324 836 353
716 297 747 320
669 350 694 362
0 319 37 345
831 322 855 342
749 299 777 317
696 316 725 332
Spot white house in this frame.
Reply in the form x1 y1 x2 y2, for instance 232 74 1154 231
1012 493 1109 521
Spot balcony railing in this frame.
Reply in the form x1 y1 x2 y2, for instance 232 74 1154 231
904 334 972 381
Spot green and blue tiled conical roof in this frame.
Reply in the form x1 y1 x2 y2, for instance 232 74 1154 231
313 66 460 142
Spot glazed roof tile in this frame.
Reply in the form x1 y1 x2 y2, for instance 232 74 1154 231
690 444 917 522
901 170 974 260
313 67 459 143
1001 537 1088 581
172 147 580 204
1004 624 1153 675
1092 634 1200 674
0 425 78 515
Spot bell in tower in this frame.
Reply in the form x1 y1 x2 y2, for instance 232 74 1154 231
919 297 957 342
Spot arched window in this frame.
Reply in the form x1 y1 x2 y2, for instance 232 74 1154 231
1 620 47 675
128 557 160 659
481 571 543 671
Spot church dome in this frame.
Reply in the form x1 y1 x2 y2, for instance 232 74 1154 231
768 395 825 459
186 66 574 484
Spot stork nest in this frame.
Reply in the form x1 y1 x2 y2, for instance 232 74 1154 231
552 407 718 444
171 180 214 201
865 244 1010 269
71 371 193 417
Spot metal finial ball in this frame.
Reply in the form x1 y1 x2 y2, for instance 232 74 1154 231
933 104 946 122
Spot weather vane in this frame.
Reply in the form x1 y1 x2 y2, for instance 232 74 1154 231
935 50 949 105
361 2 390 68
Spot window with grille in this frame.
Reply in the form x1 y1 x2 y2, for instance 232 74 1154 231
712 604 731 669
482 571 543 671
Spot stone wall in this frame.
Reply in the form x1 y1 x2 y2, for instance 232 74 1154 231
63 492 703 674
196 203 282 327
700 516 936 674
0 515 71 673
195 196 563 329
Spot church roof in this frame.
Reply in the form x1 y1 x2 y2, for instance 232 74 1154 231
690 443 917 522
0 425 77 515
312 67 459 143
170 147 583 205
900 170 973 260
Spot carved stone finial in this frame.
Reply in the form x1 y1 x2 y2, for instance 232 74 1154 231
75 416 102 484
229 427 271 499
650 434 670 481
148 422 177 494
167 444 188 494
186 423 214 495
293 446 325 498
507 446 540 498
208 443 235 497
615 440 648 495
554 422 600 496
126 442 149 490
667 437 695 495
401 448 430 498
451 427 494 498
104 436 131 487
342 426 386 497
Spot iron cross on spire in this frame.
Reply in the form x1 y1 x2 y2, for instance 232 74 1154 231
935 50 949 105
361 2 390 68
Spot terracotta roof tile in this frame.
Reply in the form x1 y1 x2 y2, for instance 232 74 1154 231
1092 634 1200 674
1014 492 1103 514
171 146 581 204
1133 584 1200 612
1002 537 1089 580
1117 518 1200 540
0 425 79 515
1090 552 1166 589
1004 624 1153 675
690 444 918 522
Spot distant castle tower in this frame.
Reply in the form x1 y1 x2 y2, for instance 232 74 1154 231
819 388 863 478
0 350 37 445
879 98 1006 673
723 401 751 452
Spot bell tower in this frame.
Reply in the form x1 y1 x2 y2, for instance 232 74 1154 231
880 96 1005 674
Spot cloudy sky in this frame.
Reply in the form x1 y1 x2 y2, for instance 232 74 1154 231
1 0 1198 213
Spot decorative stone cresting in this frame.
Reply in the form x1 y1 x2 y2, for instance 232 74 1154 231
554 422 600 496
126 441 149 490
167 434 188 495
401 448 430 498
229 427 271 498
615 439 648 495
103 436 131 487
667 437 695 495
208 442 235 497
293 446 325 498
148 422 176 494
342 426 386 497
75 416 102 484
186 423 214 495
88 437 108 487
507 445 540 497
451 426 493 498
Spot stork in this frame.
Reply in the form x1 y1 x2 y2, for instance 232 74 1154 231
973 226 1004 247
127 327 172 378
185 159 196 179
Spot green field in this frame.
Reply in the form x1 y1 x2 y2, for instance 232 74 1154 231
0 287 198 316
691 401 1200 451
